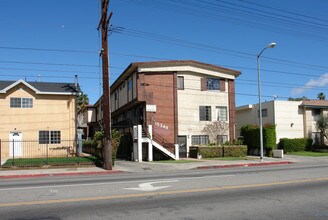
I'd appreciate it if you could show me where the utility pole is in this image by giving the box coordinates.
[98,0,112,170]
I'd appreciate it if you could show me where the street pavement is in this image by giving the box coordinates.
[0,155,327,179]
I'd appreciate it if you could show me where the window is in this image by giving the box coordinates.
[191,135,209,145]
[200,106,211,121]
[39,131,49,144]
[257,109,268,117]
[216,106,227,121]
[177,76,184,90]
[50,131,61,144]
[206,78,220,90]
[10,98,21,108]
[312,109,321,116]
[10,97,33,108]
[22,98,33,108]
[217,135,228,145]
[39,130,61,144]
[128,79,133,90]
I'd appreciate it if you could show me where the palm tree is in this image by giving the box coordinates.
[317,92,326,100]
[77,93,89,111]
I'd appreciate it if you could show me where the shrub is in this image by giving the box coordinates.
[198,146,223,158]
[240,124,276,156]
[82,129,122,166]
[223,146,247,157]
[189,145,247,158]
[278,138,312,153]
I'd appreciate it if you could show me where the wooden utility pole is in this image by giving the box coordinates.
[98,0,112,170]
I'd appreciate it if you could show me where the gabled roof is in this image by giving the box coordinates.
[301,100,328,108]
[0,79,80,95]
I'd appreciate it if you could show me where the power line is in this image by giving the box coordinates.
[123,0,328,42]
[0,46,98,54]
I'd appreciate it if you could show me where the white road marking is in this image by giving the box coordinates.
[0,174,234,191]
[124,180,179,192]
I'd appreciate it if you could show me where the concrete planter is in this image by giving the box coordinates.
[273,149,284,158]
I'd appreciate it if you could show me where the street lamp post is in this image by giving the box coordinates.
[257,42,276,162]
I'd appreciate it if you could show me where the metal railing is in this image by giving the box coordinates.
[152,131,175,154]
[0,139,97,168]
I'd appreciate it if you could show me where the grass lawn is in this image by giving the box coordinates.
[287,151,328,157]
[205,157,254,161]
[2,156,101,167]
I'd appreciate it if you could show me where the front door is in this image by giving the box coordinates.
[177,136,187,158]
[9,132,22,157]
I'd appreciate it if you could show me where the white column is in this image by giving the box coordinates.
[132,126,138,161]
[137,125,142,162]
[175,144,179,160]
[148,125,153,161]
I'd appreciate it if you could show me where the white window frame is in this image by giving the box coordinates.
[39,130,61,144]
[10,97,33,108]
[200,106,211,121]
[216,106,227,121]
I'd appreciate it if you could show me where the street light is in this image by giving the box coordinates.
[257,42,276,162]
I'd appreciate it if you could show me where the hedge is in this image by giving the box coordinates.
[240,124,276,156]
[278,138,312,153]
[189,145,247,158]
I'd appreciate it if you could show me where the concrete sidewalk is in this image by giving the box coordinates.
[1,155,327,179]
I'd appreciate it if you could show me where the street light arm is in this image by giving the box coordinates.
[257,42,276,58]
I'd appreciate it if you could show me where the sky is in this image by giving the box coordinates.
[1,0,328,107]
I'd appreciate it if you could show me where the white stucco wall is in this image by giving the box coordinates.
[236,100,304,144]
[274,101,303,142]
[177,72,230,151]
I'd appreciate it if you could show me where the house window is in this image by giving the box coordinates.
[177,76,184,90]
[128,79,133,90]
[312,109,321,116]
[39,131,49,144]
[22,98,33,108]
[10,97,33,108]
[200,106,211,121]
[191,135,209,145]
[257,109,268,117]
[216,106,227,121]
[39,130,61,144]
[217,135,228,145]
[206,78,220,90]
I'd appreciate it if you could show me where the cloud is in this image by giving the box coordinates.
[291,73,328,95]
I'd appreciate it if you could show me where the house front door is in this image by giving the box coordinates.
[9,132,22,157]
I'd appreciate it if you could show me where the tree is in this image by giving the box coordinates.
[317,92,326,100]
[77,93,89,111]
[316,114,328,145]
[202,121,229,144]
[288,96,308,101]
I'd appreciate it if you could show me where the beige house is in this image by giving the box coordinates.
[0,80,79,159]
[236,100,328,144]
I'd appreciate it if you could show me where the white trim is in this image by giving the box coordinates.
[0,80,40,94]
[0,80,77,95]
[138,66,236,79]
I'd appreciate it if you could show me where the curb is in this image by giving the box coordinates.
[195,161,293,170]
[0,170,125,179]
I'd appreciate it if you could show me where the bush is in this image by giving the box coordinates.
[240,124,276,156]
[278,138,312,153]
[82,129,122,166]
[223,146,247,157]
[199,146,223,158]
[189,145,247,158]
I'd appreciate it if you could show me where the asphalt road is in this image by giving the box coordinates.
[1,163,328,220]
